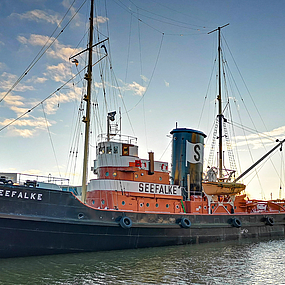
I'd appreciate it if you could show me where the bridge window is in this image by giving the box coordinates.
[114,146,118,154]
[99,146,105,154]
[122,144,129,156]
[106,146,112,154]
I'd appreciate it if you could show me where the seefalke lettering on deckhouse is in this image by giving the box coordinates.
[138,183,180,195]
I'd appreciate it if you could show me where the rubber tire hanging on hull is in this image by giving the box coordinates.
[180,217,191,228]
[232,218,242,228]
[119,216,132,229]
[265,216,274,226]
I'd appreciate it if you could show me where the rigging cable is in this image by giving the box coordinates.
[122,0,210,30]
[280,147,284,199]
[0,0,87,104]
[0,56,107,133]
[41,103,61,177]
[222,42,281,189]
[137,7,149,151]
[125,33,164,113]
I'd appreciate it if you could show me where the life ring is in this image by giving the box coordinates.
[265,216,274,226]
[180,217,191,228]
[232,218,242,228]
[119,216,132,229]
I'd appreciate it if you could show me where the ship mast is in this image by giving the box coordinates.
[208,23,229,180]
[81,0,94,203]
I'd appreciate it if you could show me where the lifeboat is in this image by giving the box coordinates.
[203,181,246,195]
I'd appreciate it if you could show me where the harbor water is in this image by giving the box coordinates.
[0,237,284,284]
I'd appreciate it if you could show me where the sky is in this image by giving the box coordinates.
[0,0,285,199]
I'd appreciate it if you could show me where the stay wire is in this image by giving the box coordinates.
[41,103,62,177]
[222,34,268,133]
[0,56,107,133]
[125,33,164,113]
[0,0,87,104]
[112,0,163,34]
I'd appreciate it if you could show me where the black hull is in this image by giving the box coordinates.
[0,185,284,258]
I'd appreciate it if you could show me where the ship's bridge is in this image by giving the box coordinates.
[93,134,139,172]
[92,133,168,175]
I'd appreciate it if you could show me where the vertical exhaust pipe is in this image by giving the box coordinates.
[148,152,154,175]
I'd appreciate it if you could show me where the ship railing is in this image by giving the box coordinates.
[203,166,237,182]
[0,172,69,186]
[97,133,137,145]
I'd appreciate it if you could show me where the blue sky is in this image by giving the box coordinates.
[0,0,285,199]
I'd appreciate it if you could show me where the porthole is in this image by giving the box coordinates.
[159,177,162,181]
[166,204,169,208]
[155,203,159,208]
[101,199,105,205]
[105,172,109,177]
[141,173,144,176]
[212,205,214,209]
[135,174,138,178]
[122,201,125,206]
[92,200,95,205]
[176,205,179,209]
[204,206,207,210]
[140,203,143,207]
[113,172,117,177]
[78,213,84,219]
[146,203,150,207]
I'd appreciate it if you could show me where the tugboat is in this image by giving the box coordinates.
[0,2,284,258]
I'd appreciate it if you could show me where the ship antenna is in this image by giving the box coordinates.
[208,23,229,180]
[81,0,94,203]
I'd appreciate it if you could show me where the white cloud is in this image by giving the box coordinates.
[0,72,34,93]
[11,10,61,25]
[95,16,109,24]
[164,80,169,87]
[7,127,36,138]
[43,86,82,114]
[140,75,148,83]
[0,116,54,138]
[126,81,146,96]
[46,63,72,83]
[17,34,81,63]
[233,126,285,150]
[26,76,48,84]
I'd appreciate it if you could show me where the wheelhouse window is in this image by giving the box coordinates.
[99,146,105,154]
[122,144,129,156]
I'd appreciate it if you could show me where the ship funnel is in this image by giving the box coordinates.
[170,128,206,197]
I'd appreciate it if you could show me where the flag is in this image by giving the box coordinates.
[72,59,79,66]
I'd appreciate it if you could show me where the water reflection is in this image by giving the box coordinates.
[0,238,284,284]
